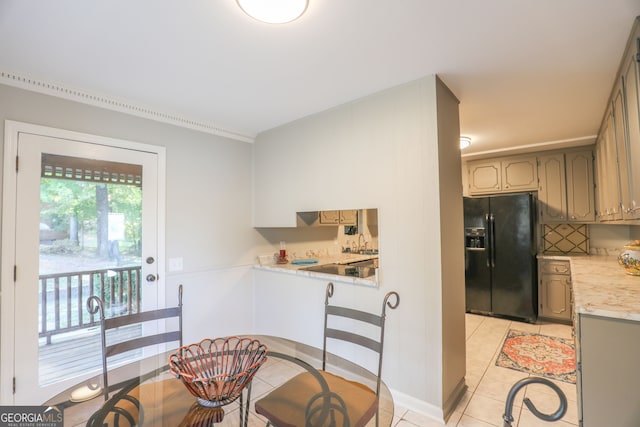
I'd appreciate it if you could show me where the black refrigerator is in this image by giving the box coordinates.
[463,192,537,322]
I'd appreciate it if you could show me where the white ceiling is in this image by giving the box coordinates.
[1,1,639,156]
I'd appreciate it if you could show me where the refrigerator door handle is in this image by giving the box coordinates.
[489,213,496,268]
[485,214,491,267]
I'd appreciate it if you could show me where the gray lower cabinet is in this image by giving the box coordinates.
[577,314,640,426]
[538,259,572,322]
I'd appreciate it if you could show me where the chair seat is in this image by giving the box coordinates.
[254,370,378,427]
[95,378,198,426]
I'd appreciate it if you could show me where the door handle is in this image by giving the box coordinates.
[489,214,496,268]
[485,214,491,268]
[146,274,159,282]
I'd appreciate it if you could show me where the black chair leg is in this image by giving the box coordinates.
[245,383,252,427]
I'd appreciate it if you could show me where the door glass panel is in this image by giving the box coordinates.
[38,154,143,387]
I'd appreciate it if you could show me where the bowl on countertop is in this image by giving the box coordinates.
[618,240,640,276]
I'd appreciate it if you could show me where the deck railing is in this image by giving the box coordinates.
[38,265,142,344]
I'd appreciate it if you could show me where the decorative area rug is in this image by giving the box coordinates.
[495,329,576,384]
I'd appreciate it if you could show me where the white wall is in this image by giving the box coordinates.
[253,75,465,420]
[0,77,467,419]
[0,84,257,388]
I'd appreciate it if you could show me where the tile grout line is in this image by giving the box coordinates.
[457,319,533,427]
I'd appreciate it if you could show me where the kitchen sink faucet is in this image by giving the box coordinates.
[358,233,366,253]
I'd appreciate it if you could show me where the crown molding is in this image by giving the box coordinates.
[0,69,255,143]
[460,135,597,160]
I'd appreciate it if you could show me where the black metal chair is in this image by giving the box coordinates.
[254,282,399,427]
[86,284,184,401]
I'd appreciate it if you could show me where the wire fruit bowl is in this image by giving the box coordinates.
[169,336,268,408]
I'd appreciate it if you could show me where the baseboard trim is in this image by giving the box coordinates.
[443,378,468,421]
[389,378,468,424]
[389,388,446,423]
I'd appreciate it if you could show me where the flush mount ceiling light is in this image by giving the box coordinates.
[460,136,472,149]
[237,0,309,24]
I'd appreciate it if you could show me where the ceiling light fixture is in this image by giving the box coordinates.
[237,0,309,24]
[460,136,472,150]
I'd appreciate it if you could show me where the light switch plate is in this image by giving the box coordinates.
[168,257,183,272]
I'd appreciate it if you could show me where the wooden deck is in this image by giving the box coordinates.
[38,324,143,386]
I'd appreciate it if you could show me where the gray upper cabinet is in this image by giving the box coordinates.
[595,106,623,221]
[538,154,567,222]
[538,154,567,223]
[612,83,632,218]
[339,209,358,225]
[594,16,640,222]
[566,150,595,222]
[319,209,357,225]
[538,149,594,223]
[467,151,597,224]
[621,31,640,219]
[319,210,340,224]
[468,155,537,195]
[501,156,538,192]
[467,159,501,194]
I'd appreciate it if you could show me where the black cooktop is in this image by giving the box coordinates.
[301,263,376,279]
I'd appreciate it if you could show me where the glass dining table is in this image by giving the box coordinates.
[45,335,395,426]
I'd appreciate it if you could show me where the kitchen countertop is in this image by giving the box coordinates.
[539,254,640,322]
[253,253,379,287]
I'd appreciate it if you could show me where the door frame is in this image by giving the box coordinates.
[0,120,167,404]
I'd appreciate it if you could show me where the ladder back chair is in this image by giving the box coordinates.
[86,284,184,401]
[255,282,400,427]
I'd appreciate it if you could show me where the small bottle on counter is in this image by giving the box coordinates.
[277,241,288,263]
[279,241,286,259]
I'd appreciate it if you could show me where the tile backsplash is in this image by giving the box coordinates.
[542,224,589,255]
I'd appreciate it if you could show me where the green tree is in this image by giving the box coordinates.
[40,179,96,240]
[40,179,142,256]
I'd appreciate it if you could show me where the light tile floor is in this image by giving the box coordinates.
[392,313,578,427]
[65,313,577,426]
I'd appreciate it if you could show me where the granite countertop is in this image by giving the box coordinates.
[253,253,379,287]
[564,255,640,321]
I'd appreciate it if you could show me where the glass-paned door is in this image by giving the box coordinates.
[12,131,161,404]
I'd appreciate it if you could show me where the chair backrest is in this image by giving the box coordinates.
[322,282,399,396]
[87,284,183,400]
